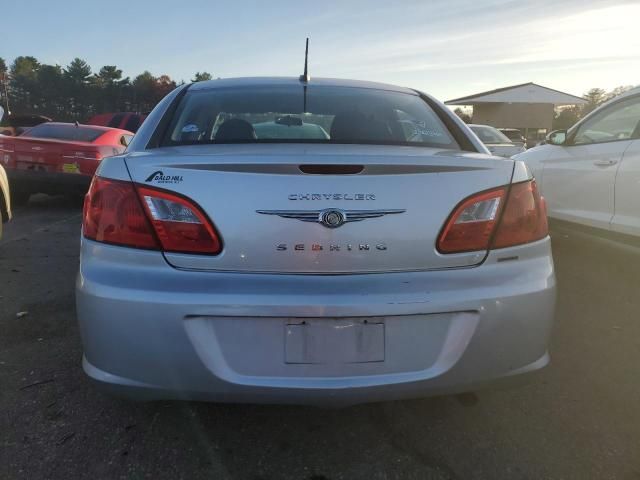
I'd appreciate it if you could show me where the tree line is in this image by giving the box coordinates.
[551,86,636,130]
[0,56,213,122]
[1,55,635,130]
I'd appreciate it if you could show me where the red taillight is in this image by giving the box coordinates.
[437,180,548,254]
[437,187,506,253]
[492,180,548,249]
[0,140,15,166]
[136,186,221,254]
[83,177,222,254]
[83,177,159,249]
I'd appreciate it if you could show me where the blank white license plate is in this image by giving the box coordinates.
[285,319,385,364]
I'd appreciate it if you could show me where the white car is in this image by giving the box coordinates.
[514,87,640,239]
[469,124,526,158]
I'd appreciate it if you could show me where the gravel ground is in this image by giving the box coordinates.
[0,195,639,480]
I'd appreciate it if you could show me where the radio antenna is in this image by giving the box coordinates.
[299,38,310,83]
[300,38,310,113]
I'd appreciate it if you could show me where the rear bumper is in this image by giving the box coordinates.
[7,168,91,194]
[76,237,556,406]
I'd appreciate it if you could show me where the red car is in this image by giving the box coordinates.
[87,112,147,133]
[0,122,133,205]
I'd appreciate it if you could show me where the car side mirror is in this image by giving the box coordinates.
[547,130,567,146]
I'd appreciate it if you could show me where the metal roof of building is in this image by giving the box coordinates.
[445,82,587,106]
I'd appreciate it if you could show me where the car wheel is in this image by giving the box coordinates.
[12,190,31,207]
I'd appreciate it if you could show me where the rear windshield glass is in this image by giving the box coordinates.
[22,124,104,142]
[161,85,459,149]
[500,130,523,141]
[470,125,512,144]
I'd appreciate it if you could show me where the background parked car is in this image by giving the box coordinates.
[0,114,52,136]
[88,112,147,133]
[469,124,526,157]
[0,122,133,205]
[498,128,527,148]
[514,86,640,238]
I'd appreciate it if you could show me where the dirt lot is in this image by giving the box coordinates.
[1,195,639,480]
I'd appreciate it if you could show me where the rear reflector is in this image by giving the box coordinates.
[83,177,221,254]
[437,180,548,254]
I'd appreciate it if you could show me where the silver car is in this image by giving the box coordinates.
[470,124,527,158]
[76,77,555,406]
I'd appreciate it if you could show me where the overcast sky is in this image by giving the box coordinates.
[2,0,639,101]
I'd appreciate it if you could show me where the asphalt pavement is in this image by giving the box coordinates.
[1,195,639,480]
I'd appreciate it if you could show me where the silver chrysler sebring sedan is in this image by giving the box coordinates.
[76,77,555,406]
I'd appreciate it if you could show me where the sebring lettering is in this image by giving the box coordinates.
[277,243,388,252]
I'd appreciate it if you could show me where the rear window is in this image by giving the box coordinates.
[124,114,143,133]
[22,124,104,142]
[161,85,459,149]
[108,113,126,128]
[470,125,512,144]
[500,129,523,141]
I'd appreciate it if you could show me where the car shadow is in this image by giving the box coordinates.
[19,193,85,211]
[92,395,467,480]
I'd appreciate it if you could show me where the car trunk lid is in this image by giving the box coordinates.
[9,137,103,176]
[124,144,514,273]
[485,143,524,158]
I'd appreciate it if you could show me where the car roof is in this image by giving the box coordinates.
[189,77,417,95]
[567,86,640,131]
[588,86,640,112]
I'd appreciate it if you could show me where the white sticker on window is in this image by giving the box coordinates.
[182,124,200,133]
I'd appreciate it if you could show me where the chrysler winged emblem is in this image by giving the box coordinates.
[256,208,405,229]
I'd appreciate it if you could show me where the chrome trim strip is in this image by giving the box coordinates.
[256,208,406,228]
[62,155,98,161]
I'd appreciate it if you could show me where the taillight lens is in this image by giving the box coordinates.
[83,177,222,254]
[137,186,221,254]
[437,180,548,254]
[437,187,506,253]
[83,177,159,249]
[0,140,14,166]
[492,180,548,249]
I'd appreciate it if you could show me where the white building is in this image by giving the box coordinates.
[445,82,587,145]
